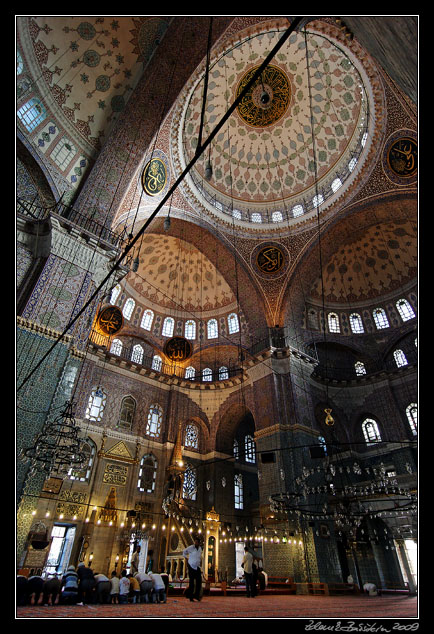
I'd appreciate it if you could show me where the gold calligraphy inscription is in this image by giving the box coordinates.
[97,305,123,336]
[236,65,291,128]
[142,158,167,196]
[387,138,417,177]
[256,246,285,274]
[103,462,128,486]
[163,336,193,362]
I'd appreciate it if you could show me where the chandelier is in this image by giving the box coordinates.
[21,400,86,479]
[269,447,417,542]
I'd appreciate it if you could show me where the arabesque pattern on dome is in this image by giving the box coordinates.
[174,20,372,225]
[18,16,170,152]
[309,220,417,303]
[126,234,237,313]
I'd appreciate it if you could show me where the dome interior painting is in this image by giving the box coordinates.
[16,15,418,613]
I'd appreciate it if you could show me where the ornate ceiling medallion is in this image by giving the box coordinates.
[142,157,167,196]
[163,336,193,362]
[96,305,124,336]
[387,137,417,178]
[252,242,289,280]
[383,130,417,186]
[236,64,291,128]
[257,245,285,274]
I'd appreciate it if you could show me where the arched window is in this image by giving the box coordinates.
[251,212,262,223]
[228,313,239,334]
[348,157,357,172]
[245,435,256,463]
[118,396,136,430]
[131,344,144,365]
[51,138,76,170]
[234,474,243,509]
[141,309,154,331]
[207,318,218,339]
[185,319,196,340]
[85,387,106,422]
[123,298,135,320]
[110,284,121,305]
[184,423,199,449]
[292,204,304,217]
[202,368,212,382]
[218,366,229,380]
[151,355,162,371]
[373,307,389,329]
[68,438,96,482]
[331,177,342,193]
[185,366,196,380]
[396,299,416,322]
[394,349,408,368]
[313,193,324,208]
[272,211,283,222]
[355,361,366,376]
[17,98,47,132]
[146,404,163,437]
[362,418,382,445]
[406,403,417,436]
[233,439,239,460]
[138,454,157,493]
[110,338,123,356]
[162,316,174,337]
[350,313,364,334]
[183,464,197,500]
[17,49,23,75]
[318,435,327,456]
[232,209,242,220]
[328,312,340,333]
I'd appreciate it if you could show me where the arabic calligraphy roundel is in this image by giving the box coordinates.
[252,242,289,279]
[163,336,193,362]
[382,130,417,186]
[97,305,124,336]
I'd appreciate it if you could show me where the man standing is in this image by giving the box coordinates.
[242,547,256,597]
[183,537,203,602]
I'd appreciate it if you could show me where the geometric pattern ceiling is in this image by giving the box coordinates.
[19,16,170,152]
[309,220,417,304]
[126,233,237,314]
[177,22,370,219]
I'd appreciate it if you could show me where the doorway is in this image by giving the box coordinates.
[44,524,76,576]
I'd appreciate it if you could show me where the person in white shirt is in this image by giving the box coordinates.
[135,571,153,603]
[149,571,166,603]
[119,570,130,604]
[110,572,120,604]
[241,547,256,597]
[94,573,111,604]
[182,537,203,602]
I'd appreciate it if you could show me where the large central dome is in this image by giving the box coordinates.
[173,19,374,228]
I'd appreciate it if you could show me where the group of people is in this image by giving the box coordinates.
[17,564,169,606]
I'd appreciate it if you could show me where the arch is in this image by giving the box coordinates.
[280,195,417,335]
[17,135,58,206]
[215,403,255,455]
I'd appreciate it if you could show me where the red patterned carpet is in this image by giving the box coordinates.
[16,594,418,620]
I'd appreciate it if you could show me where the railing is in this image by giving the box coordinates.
[88,330,243,383]
[17,197,125,249]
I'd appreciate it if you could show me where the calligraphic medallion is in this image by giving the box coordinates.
[97,305,123,336]
[257,245,285,274]
[387,137,417,178]
[142,157,167,196]
[252,242,289,280]
[236,65,291,128]
[163,336,193,362]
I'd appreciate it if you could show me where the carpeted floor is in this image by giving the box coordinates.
[16,594,418,620]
